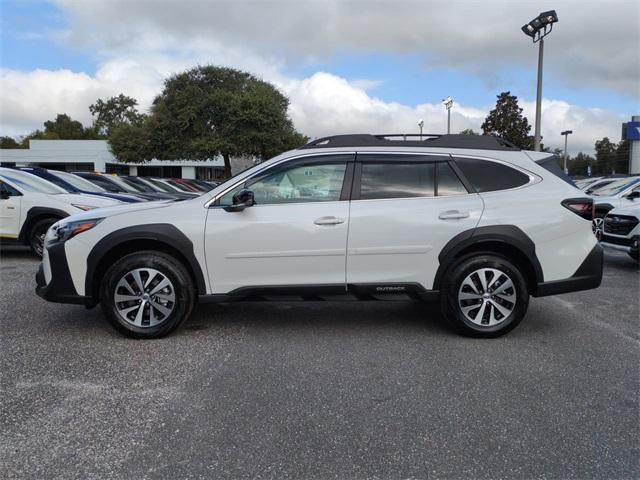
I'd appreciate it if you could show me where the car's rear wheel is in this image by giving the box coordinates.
[100,251,195,338]
[440,254,529,337]
[29,218,56,257]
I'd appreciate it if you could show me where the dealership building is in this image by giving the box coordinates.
[0,140,227,180]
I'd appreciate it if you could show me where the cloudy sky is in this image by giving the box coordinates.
[1,0,639,154]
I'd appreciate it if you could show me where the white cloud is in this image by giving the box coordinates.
[0,65,623,154]
[53,0,640,97]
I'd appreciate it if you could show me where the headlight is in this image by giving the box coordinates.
[71,204,99,211]
[55,218,103,242]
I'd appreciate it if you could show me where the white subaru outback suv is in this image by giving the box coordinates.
[36,134,603,338]
[600,204,640,262]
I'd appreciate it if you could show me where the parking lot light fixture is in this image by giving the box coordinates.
[442,97,453,134]
[417,119,424,140]
[522,10,559,152]
[561,130,573,174]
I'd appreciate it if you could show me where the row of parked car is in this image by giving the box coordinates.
[575,174,640,261]
[0,166,218,256]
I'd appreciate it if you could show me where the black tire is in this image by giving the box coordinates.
[29,218,57,257]
[629,251,639,262]
[100,250,195,339]
[440,253,529,338]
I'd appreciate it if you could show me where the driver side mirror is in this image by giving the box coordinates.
[626,190,640,200]
[0,190,10,200]
[224,189,255,212]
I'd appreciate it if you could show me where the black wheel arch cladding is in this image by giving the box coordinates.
[433,225,544,290]
[18,207,68,243]
[85,224,207,301]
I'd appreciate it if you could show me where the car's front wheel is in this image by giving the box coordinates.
[592,214,605,238]
[440,254,529,338]
[100,251,195,338]
[29,218,57,257]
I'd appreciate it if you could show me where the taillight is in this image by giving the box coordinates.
[561,198,594,221]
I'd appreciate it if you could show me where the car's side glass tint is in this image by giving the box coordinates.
[437,163,468,196]
[218,157,350,206]
[454,157,530,192]
[0,181,21,196]
[360,162,435,200]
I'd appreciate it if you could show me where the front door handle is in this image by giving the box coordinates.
[438,210,469,220]
[314,216,345,226]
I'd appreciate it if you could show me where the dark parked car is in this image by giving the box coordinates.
[119,176,198,199]
[14,167,144,203]
[74,172,190,201]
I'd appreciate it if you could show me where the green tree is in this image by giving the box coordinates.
[458,128,478,135]
[90,94,145,136]
[614,139,630,174]
[594,137,617,175]
[19,129,60,147]
[0,136,21,149]
[108,123,151,163]
[481,92,533,149]
[110,66,307,177]
[43,114,86,139]
[568,152,595,176]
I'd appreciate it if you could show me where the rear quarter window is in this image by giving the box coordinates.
[454,157,530,193]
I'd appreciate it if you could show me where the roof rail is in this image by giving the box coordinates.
[300,134,520,151]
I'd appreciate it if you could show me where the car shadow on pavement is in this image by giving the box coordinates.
[0,245,38,260]
[189,300,455,338]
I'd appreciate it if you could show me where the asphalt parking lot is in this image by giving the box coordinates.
[1,246,638,479]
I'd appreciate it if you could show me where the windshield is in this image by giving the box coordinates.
[166,179,195,192]
[0,170,67,194]
[146,178,179,193]
[50,170,106,192]
[107,176,146,193]
[591,178,640,196]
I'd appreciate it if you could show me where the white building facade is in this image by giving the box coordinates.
[0,140,226,180]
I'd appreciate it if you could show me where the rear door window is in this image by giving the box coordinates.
[454,157,530,192]
[360,162,435,199]
[437,163,468,196]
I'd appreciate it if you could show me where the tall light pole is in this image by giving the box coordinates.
[442,97,453,134]
[561,129,572,174]
[417,119,424,140]
[522,10,558,151]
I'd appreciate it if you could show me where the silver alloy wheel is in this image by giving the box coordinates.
[114,267,176,328]
[592,217,604,237]
[458,268,516,327]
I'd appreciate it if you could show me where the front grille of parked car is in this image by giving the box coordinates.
[601,234,633,247]
[603,215,639,236]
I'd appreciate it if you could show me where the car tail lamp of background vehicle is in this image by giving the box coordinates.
[562,198,595,221]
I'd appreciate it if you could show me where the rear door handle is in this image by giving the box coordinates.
[314,216,345,226]
[438,210,469,220]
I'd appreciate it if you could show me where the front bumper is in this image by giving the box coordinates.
[600,234,639,255]
[35,241,94,306]
[534,243,603,297]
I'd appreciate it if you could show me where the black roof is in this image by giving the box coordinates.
[300,134,520,151]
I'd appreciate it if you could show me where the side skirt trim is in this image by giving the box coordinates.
[198,283,440,303]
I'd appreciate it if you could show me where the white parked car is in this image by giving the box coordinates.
[36,134,603,338]
[600,204,640,261]
[590,176,640,236]
[0,168,122,256]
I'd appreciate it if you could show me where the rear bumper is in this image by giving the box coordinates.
[35,242,94,306]
[534,243,603,297]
